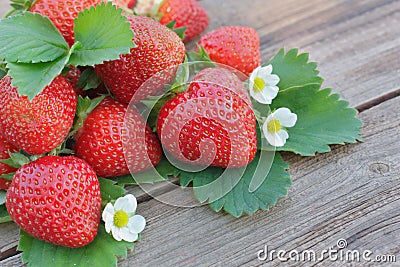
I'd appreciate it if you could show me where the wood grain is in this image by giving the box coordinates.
[0,0,399,266]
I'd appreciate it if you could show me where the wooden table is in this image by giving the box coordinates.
[1,0,399,266]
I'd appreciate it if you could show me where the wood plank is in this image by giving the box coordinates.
[3,96,399,266]
[198,0,400,107]
[0,0,399,266]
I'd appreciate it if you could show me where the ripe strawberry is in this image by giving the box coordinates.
[95,16,186,104]
[158,0,209,42]
[30,0,103,46]
[114,0,137,9]
[157,68,257,168]
[198,26,261,76]
[74,97,162,177]
[0,135,18,190]
[0,75,77,155]
[65,66,85,97]
[6,156,101,248]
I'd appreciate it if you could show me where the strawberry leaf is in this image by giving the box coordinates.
[267,48,323,90]
[69,2,135,66]
[0,152,30,169]
[0,12,69,63]
[0,68,6,79]
[269,84,363,156]
[0,204,12,223]
[18,225,135,267]
[179,152,291,217]
[0,173,16,181]
[165,20,187,40]
[7,54,70,100]
[77,68,102,91]
[115,157,177,186]
[99,177,126,205]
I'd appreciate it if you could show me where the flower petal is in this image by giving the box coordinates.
[252,91,272,104]
[105,220,113,233]
[111,227,123,241]
[264,74,280,86]
[253,85,279,104]
[114,194,137,213]
[259,64,272,75]
[128,215,146,234]
[274,130,289,147]
[102,203,115,222]
[250,66,261,82]
[273,108,297,127]
[120,227,139,242]
[263,119,288,147]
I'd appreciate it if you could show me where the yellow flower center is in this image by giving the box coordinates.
[114,210,129,228]
[267,119,281,133]
[253,77,265,93]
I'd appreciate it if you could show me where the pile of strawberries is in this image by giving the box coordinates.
[0,0,262,248]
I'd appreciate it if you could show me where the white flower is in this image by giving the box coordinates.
[102,194,146,242]
[249,65,280,104]
[263,108,297,147]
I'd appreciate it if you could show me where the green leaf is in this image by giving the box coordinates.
[115,157,177,186]
[179,152,291,217]
[7,55,70,100]
[187,45,213,63]
[0,12,69,63]
[99,177,126,205]
[0,172,15,181]
[77,68,102,91]
[69,2,135,66]
[19,225,135,267]
[165,20,187,40]
[69,95,105,138]
[269,84,362,156]
[0,151,29,168]
[0,204,12,223]
[267,48,323,90]
[0,68,6,79]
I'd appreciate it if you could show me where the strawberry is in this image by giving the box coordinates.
[157,0,209,42]
[114,0,137,9]
[74,97,162,177]
[65,66,85,97]
[95,16,186,104]
[157,68,257,168]
[0,135,18,190]
[198,26,261,76]
[6,156,102,248]
[30,0,103,46]
[0,75,77,155]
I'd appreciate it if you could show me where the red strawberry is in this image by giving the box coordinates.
[158,0,209,42]
[65,66,85,97]
[95,16,186,104]
[0,135,18,190]
[114,0,137,9]
[74,97,162,177]
[198,26,261,76]
[6,156,101,248]
[30,0,103,46]
[157,68,257,168]
[0,75,77,155]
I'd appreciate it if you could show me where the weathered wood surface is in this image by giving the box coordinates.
[0,0,399,266]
